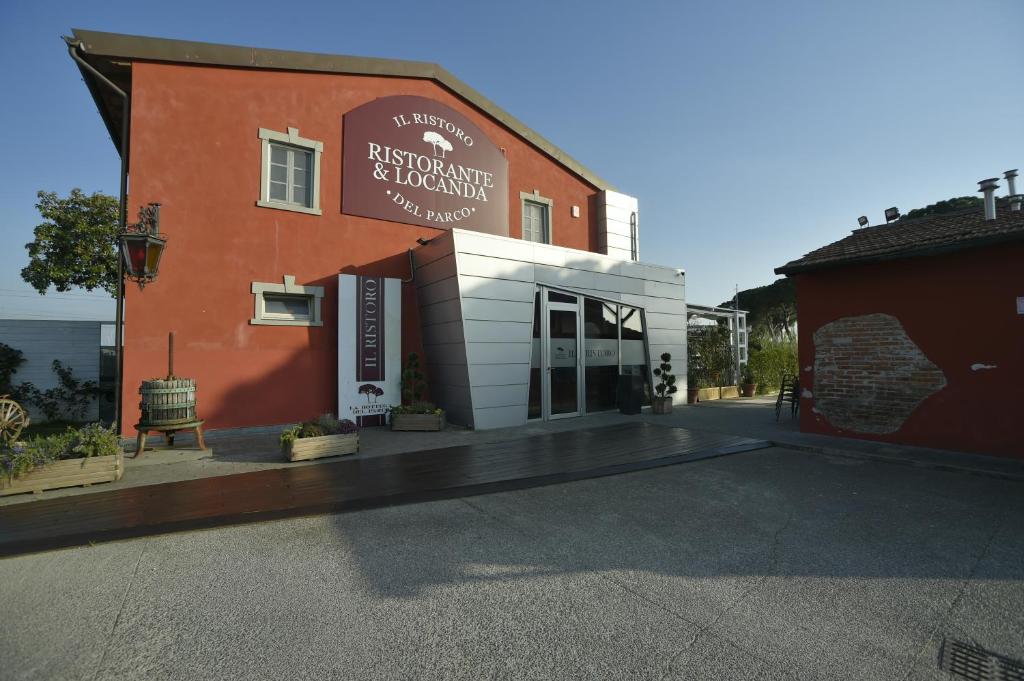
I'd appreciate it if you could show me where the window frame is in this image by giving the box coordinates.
[257,127,323,216]
[251,275,325,327]
[520,190,553,244]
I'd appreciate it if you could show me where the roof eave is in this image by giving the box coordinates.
[66,36,126,155]
[775,230,1024,276]
[69,28,615,191]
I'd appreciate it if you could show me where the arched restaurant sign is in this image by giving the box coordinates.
[342,95,509,236]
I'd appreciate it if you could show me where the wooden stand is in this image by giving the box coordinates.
[134,420,207,457]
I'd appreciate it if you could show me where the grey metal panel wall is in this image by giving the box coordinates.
[450,230,686,430]
[0,320,102,422]
[413,233,475,427]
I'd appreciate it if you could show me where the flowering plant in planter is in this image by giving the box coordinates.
[280,414,359,462]
[1,423,124,495]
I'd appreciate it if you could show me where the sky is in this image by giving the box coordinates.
[0,0,1021,321]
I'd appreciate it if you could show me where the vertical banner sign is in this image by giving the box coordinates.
[339,274,401,427]
[356,276,385,382]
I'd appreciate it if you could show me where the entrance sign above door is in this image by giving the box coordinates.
[342,95,509,236]
[338,274,402,426]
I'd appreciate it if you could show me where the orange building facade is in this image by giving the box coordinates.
[70,30,688,434]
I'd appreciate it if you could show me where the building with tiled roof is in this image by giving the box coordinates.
[775,173,1023,458]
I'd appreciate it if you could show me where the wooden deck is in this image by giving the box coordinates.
[0,423,769,557]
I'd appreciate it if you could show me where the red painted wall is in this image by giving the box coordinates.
[122,62,600,433]
[794,242,1024,458]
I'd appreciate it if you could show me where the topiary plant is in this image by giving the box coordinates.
[652,352,678,399]
[400,353,427,405]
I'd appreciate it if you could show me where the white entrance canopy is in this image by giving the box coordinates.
[686,303,749,382]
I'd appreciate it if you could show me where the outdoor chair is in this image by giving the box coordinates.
[775,376,800,421]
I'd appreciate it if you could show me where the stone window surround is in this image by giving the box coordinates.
[520,189,553,244]
[251,275,324,327]
[257,127,324,216]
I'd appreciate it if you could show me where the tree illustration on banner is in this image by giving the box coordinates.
[358,384,384,403]
[423,131,453,158]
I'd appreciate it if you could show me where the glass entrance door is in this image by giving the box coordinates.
[544,291,581,419]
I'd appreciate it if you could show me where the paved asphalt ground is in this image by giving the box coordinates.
[3,444,1022,680]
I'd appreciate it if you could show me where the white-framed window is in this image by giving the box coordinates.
[251,275,325,327]
[520,190,553,244]
[257,127,323,215]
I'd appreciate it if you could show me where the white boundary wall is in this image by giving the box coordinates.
[0,320,102,422]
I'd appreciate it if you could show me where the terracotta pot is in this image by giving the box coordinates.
[652,396,673,414]
[741,383,758,397]
[687,388,699,404]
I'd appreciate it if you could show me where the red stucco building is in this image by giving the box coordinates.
[68,30,689,435]
[776,182,1024,459]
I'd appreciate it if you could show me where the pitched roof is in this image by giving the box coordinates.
[65,29,613,191]
[775,199,1024,275]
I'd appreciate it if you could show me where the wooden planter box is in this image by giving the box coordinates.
[391,412,446,431]
[283,433,359,462]
[696,387,720,401]
[720,385,740,399]
[0,452,124,497]
[651,397,673,414]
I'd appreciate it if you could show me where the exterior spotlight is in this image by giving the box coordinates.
[120,203,167,288]
[884,207,900,223]
[857,216,869,227]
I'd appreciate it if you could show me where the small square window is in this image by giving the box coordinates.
[262,293,313,321]
[258,127,323,216]
[251,276,324,327]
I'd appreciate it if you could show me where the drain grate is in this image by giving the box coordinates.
[940,639,1024,681]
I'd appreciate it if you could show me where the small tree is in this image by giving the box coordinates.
[652,353,678,399]
[21,189,120,296]
[400,353,427,405]
[0,343,26,395]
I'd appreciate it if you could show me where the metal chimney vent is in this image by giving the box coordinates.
[1004,169,1021,212]
[978,178,999,220]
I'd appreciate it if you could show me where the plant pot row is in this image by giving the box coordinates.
[685,384,758,404]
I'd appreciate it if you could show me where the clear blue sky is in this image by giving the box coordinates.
[1,0,1021,320]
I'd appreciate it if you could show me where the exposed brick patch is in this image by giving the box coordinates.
[812,313,946,434]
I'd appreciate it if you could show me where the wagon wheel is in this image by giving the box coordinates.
[0,395,30,446]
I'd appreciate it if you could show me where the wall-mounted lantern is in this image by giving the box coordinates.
[121,203,167,288]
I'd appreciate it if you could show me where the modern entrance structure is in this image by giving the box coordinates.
[65,29,687,432]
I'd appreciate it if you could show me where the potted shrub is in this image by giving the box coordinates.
[651,353,678,414]
[391,353,445,431]
[281,413,359,462]
[1,423,124,496]
[740,364,758,397]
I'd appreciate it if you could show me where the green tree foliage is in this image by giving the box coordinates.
[746,334,798,394]
[21,189,120,296]
[721,278,796,340]
[0,343,26,394]
[688,325,734,388]
[899,196,981,222]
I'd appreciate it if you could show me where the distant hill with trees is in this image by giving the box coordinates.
[715,195,984,340]
[898,196,981,222]
[719,278,796,340]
